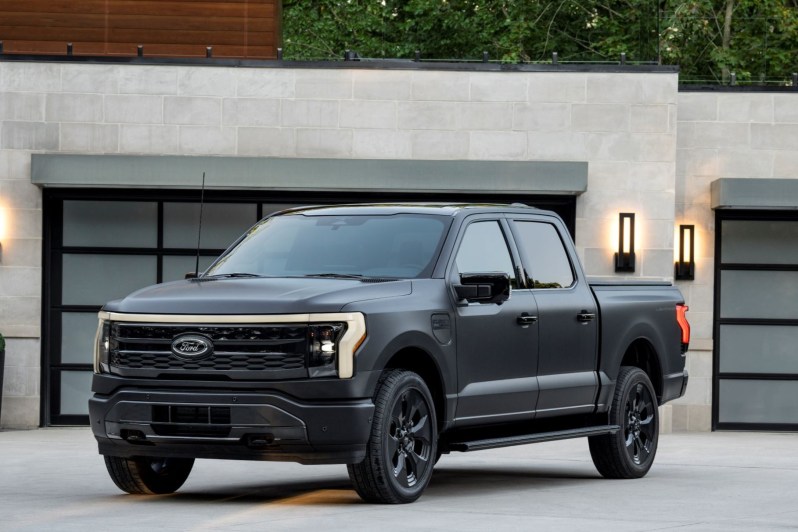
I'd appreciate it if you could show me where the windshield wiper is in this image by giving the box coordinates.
[202,272,262,279]
[304,273,364,279]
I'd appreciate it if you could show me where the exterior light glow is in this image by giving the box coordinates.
[675,224,695,280]
[0,204,7,262]
[615,212,635,272]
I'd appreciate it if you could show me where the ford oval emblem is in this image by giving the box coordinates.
[170,334,214,361]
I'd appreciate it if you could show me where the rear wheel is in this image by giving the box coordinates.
[589,366,659,479]
[104,455,194,494]
[348,369,437,503]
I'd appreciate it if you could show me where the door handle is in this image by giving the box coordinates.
[517,313,538,325]
[577,311,596,322]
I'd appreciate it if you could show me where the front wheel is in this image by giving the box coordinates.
[589,366,659,479]
[347,369,437,504]
[104,455,194,494]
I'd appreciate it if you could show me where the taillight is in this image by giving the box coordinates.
[676,304,690,353]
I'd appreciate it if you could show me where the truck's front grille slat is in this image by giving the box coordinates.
[109,323,309,378]
[118,324,306,341]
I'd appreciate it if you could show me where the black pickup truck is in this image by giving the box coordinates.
[90,203,690,503]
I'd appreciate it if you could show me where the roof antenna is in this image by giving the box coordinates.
[195,171,206,277]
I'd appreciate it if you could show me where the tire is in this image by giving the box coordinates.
[589,366,659,479]
[104,455,194,495]
[347,369,437,504]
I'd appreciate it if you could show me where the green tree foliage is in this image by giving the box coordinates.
[662,0,798,82]
[282,0,798,84]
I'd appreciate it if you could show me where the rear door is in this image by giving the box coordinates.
[450,216,540,425]
[509,216,599,417]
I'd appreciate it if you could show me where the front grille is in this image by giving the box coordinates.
[114,351,305,371]
[109,323,309,379]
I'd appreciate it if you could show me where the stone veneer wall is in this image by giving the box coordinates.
[0,61,678,428]
[671,90,798,431]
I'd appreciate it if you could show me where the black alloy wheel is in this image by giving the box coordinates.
[104,455,195,495]
[386,387,434,488]
[588,366,659,479]
[348,369,437,503]
[625,381,657,465]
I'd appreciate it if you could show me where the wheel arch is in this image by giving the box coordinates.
[384,346,447,431]
[620,338,664,403]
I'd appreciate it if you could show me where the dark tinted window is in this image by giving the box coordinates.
[455,221,517,286]
[206,213,449,279]
[514,221,574,288]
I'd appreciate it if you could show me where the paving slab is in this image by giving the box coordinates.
[1,428,797,531]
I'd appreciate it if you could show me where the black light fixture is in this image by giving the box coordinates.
[675,224,695,280]
[615,212,635,272]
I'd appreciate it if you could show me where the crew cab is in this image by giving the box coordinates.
[90,203,690,503]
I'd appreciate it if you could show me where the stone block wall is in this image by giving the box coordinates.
[0,145,42,427]
[0,61,679,428]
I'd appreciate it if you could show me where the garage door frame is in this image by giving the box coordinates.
[42,187,577,426]
[713,208,798,431]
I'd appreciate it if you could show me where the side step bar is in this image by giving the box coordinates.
[446,425,621,452]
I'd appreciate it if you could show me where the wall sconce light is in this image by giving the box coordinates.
[615,212,635,272]
[675,224,695,280]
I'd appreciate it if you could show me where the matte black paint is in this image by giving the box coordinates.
[90,204,688,464]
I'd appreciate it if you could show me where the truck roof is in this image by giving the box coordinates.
[274,202,546,217]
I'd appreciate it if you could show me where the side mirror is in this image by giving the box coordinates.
[185,272,198,279]
[454,272,511,304]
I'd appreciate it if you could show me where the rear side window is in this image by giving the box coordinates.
[513,221,574,289]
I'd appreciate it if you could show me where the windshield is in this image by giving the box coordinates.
[205,213,451,279]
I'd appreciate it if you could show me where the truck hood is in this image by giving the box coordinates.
[104,277,412,315]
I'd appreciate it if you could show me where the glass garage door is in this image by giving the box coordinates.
[44,193,264,425]
[715,215,798,430]
[43,189,576,425]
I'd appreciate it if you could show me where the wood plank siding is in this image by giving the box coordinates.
[0,0,280,59]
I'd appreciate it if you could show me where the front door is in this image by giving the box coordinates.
[452,218,540,425]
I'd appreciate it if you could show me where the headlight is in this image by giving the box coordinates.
[93,313,111,374]
[308,323,345,378]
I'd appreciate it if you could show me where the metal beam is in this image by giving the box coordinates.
[32,155,588,196]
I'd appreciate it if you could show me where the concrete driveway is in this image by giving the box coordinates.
[1,428,797,531]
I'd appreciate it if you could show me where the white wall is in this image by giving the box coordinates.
[0,61,680,428]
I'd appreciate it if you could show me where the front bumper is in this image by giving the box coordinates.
[89,387,374,465]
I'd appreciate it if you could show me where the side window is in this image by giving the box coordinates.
[455,221,517,287]
[514,221,575,289]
